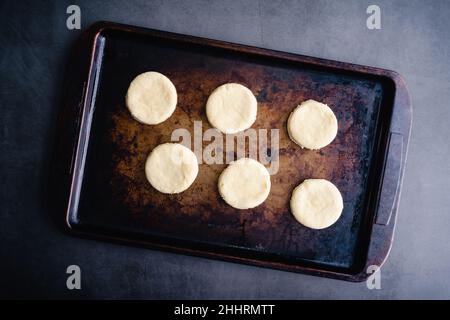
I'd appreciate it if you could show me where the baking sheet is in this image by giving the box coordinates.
[57,22,412,281]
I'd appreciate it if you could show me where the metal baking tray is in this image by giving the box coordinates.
[53,21,412,281]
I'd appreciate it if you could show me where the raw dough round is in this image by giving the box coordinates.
[218,158,271,209]
[145,143,198,194]
[287,99,338,150]
[206,83,257,134]
[126,71,177,125]
[290,179,343,229]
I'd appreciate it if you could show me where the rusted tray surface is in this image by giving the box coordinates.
[54,21,412,281]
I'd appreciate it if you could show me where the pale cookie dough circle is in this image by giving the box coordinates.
[206,83,257,134]
[287,99,338,150]
[126,71,177,125]
[218,158,271,209]
[145,143,198,194]
[290,179,343,229]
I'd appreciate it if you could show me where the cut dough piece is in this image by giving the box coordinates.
[206,83,257,134]
[287,99,338,150]
[145,143,198,194]
[126,71,177,125]
[290,179,343,229]
[218,158,271,209]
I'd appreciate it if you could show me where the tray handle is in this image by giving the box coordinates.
[350,132,405,281]
[49,25,97,229]
[375,132,404,225]
[350,71,412,282]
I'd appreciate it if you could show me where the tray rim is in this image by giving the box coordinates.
[57,21,412,282]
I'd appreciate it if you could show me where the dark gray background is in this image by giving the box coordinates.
[1,0,449,299]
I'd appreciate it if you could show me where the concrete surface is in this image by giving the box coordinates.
[1,0,450,299]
